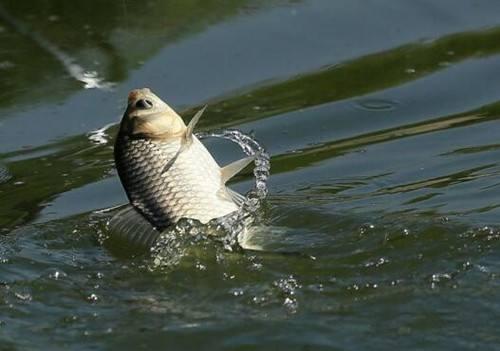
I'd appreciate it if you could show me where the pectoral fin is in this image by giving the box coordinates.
[220,155,256,184]
[225,187,246,207]
[216,187,246,207]
[182,105,207,146]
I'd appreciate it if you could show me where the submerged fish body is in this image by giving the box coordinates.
[114,88,252,231]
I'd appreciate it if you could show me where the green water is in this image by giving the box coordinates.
[2,0,500,349]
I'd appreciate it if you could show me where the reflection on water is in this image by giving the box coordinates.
[2,0,500,349]
[0,0,269,108]
[0,4,114,90]
[194,26,500,128]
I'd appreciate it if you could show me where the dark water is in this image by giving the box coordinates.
[2,0,500,349]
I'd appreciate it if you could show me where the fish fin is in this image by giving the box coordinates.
[163,109,201,171]
[220,155,255,184]
[183,105,207,146]
[216,187,246,207]
[106,204,161,256]
[162,148,181,174]
[226,187,247,207]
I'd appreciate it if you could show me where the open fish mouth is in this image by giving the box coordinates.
[101,128,270,257]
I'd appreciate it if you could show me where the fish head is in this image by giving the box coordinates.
[120,88,186,139]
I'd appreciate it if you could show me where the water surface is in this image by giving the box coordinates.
[1,0,500,349]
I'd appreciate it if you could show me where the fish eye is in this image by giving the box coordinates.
[135,99,153,109]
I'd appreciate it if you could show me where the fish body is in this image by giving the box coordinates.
[114,88,252,231]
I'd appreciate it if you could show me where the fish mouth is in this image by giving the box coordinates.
[121,88,187,139]
[135,99,153,109]
[127,88,159,114]
[128,88,152,105]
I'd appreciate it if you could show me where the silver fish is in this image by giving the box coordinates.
[114,88,254,231]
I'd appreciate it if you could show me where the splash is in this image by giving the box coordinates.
[87,122,116,144]
[101,129,270,264]
[198,129,270,238]
[150,129,270,266]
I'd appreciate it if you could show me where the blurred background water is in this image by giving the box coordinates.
[1,0,500,349]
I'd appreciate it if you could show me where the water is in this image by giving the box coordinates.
[1,0,500,349]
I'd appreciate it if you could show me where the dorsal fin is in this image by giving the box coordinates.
[221,155,256,184]
[183,105,207,146]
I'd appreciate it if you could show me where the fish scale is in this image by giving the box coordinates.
[115,133,239,231]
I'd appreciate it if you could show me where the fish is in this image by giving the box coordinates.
[114,88,255,232]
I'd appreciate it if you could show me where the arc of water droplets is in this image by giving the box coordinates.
[199,129,270,248]
[197,129,270,200]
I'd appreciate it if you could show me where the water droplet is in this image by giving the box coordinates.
[223,273,235,280]
[461,261,473,271]
[440,216,450,223]
[49,270,67,280]
[252,296,266,305]
[430,273,453,288]
[87,293,99,303]
[14,292,32,301]
[283,297,298,313]
[88,122,114,144]
[364,257,389,268]
[230,288,244,296]
[195,262,206,271]
[249,262,262,271]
